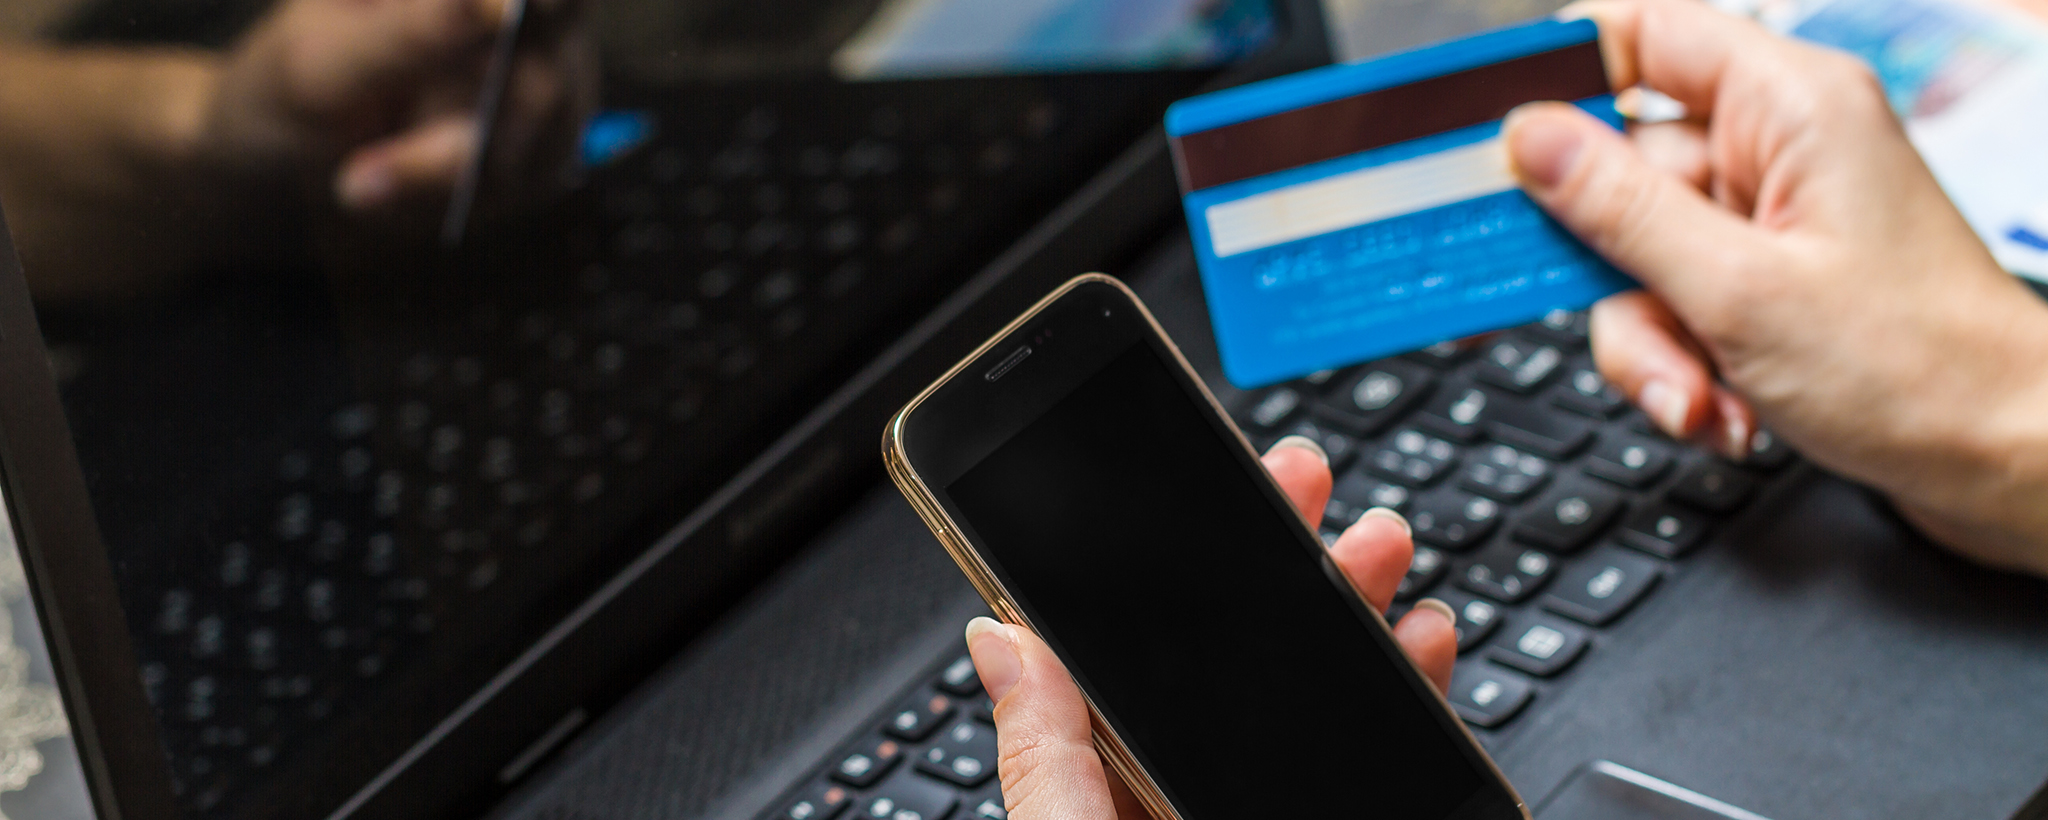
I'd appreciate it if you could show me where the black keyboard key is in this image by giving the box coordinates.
[774,782,854,820]
[1547,363,1628,419]
[1417,383,1493,442]
[1459,444,1552,503]
[1514,481,1625,553]
[1474,337,1566,393]
[1742,428,1795,472]
[1583,434,1676,489]
[1458,543,1557,603]
[1529,309,1591,348]
[1330,469,1411,517]
[1488,617,1590,677]
[1617,503,1711,559]
[1316,361,1435,436]
[1483,393,1594,458]
[1668,460,1757,513]
[831,735,905,787]
[883,692,956,741]
[1433,591,1504,653]
[1241,386,1302,431]
[1282,418,1358,472]
[1365,428,1460,487]
[935,655,981,696]
[958,793,1007,820]
[1403,339,1477,369]
[1543,547,1662,626]
[1407,490,1502,551]
[860,768,958,820]
[1448,663,1534,728]
[915,719,998,787]
[1396,546,1449,602]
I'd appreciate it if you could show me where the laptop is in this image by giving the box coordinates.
[0,0,1333,818]
[7,3,2048,820]
[485,7,2048,820]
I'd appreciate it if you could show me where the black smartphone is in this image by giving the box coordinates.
[883,274,1526,820]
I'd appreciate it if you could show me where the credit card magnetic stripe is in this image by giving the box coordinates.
[1165,18,1608,191]
[1169,37,1606,192]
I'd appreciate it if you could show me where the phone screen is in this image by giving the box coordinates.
[934,317,1506,818]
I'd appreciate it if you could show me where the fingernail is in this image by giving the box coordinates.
[337,163,396,210]
[1638,380,1690,439]
[964,617,1022,702]
[1359,506,1411,537]
[1503,103,1587,189]
[1269,434,1329,467]
[1413,597,1456,624]
[1721,413,1753,462]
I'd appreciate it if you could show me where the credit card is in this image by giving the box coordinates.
[1166,18,1634,388]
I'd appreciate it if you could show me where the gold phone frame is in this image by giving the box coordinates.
[882,273,1529,820]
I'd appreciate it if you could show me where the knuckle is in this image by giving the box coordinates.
[1567,150,1662,259]
[996,731,1094,807]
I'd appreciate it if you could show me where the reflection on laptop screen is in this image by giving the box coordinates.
[0,0,1276,818]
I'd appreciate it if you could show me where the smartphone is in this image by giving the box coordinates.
[883,274,1527,820]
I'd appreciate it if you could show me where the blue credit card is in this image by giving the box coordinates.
[1166,18,1634,388]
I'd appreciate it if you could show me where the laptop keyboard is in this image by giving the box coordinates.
[760,309,1798,820]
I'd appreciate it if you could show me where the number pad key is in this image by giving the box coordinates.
[1584,434,1675,489]
[1742,428,1795,471]
[1330,470,1411,517]
[1417,382,1493,442]
[1459,444,1551,502]
[1280,418,1358,472]
[915,720,998,787]
[1432,590,1504,653]
[1546,363,1627,419]
[1513,481,1625,553]
[1241,386,1301,431]
[1474,337,1565,393]
[1448,663,1535,728]
[1396,546,1449,602]
[1669,460,1757,513]
[1365,428,1459,487]
[1407,490,1501,551]
[1457,543,1557,603]
[1616,502,1711,559]
[1542,547,1662,626]
[1316,361,1434,436]
[1488,617,1590,677]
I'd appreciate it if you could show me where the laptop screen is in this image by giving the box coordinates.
[0,0,1278,817]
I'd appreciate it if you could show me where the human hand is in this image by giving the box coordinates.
[1503,0,2048,574]
[201,0,596,222]
[959,436,1458,819]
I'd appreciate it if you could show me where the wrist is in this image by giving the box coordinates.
[1928,292,2048,574]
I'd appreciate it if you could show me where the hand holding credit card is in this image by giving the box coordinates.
[1167,19,1633,387]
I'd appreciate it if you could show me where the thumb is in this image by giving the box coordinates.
[966,618,1120,820]
[1504,101,1757,318]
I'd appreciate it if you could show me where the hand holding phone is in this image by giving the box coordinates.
[956,441,1460,819]
[886,275,1526,819]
